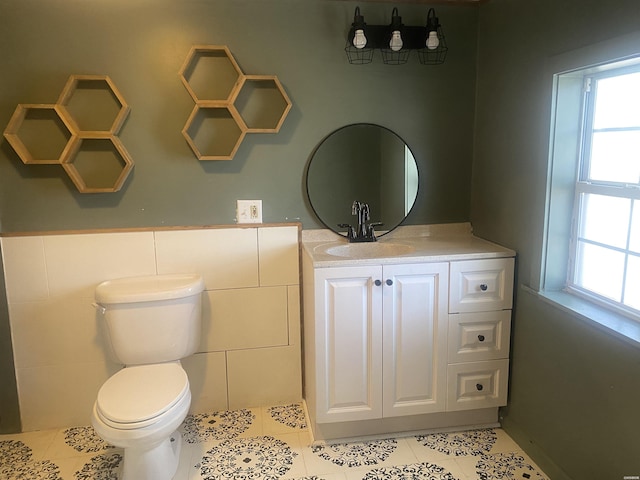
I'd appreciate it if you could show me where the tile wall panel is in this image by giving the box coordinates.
[203,286,289,352]
[154,229,259,290]
[227,345,302,409]
[287,285,301,346]
[9,297,106,369]
[43,232,157,299]
[182,351,228,414]
[2,225,301,431]
[1,237,49,303]
[18,362,117,431]
[258,226,299,286]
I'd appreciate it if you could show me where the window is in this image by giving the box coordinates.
[568,67,640,320]
[542,35,640,343]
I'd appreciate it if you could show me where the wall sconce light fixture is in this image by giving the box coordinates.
[345,7,448,65]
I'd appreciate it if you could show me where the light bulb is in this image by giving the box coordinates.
[426,31,440,50]
[389,31,403,52]
[353,29,367,49]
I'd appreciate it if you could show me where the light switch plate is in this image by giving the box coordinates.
[237,200,263,223]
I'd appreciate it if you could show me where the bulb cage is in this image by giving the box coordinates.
[345,7,448,65]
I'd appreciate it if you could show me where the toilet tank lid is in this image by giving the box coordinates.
[95,274,205,304]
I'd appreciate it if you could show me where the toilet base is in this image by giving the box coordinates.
[122,430,182,480]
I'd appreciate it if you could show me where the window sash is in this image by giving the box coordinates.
[568,66,640,322]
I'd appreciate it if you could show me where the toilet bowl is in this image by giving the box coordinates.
[92,274,205,480]
[91,363,191,480]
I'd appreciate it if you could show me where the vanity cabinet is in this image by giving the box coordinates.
[302,228,516,441]
[309,263,449,424]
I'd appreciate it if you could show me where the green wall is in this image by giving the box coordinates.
[0,0,478,232]
[472,0,640,478]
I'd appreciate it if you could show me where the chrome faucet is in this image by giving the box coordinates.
[338,201,382,242]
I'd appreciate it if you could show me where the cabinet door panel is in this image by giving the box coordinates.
[382,263,448,417]
[315,266,383,423]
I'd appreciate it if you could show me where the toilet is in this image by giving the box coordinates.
[91,273,205,480]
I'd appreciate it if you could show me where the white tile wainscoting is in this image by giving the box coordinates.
[0,224,301,432]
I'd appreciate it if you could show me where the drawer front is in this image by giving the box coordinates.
[448,310,511,363]
[446,359,509,411]
[449,258,514,313]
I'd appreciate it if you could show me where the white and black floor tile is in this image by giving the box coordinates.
[0,403,548,480]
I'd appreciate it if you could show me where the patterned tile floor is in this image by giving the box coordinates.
[0,403,549,480]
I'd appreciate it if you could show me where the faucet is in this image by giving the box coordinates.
[338,201,382,242]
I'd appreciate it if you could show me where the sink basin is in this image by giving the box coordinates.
[322,242,415,258]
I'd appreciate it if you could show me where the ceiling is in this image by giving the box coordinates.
[334,0,485,4]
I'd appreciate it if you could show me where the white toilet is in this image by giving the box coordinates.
[91,273,205,480]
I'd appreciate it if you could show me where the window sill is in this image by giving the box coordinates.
[523,285,640,348]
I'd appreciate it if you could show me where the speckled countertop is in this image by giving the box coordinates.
[302,223,515,267]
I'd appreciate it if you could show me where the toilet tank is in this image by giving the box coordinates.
[95,274,205,366]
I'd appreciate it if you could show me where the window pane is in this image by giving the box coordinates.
[631,201,640,254]
[593,72,640,129]
[574,241,624,302]
[624,254,640,311]
[589,130,640,184]
[579,193,630,249]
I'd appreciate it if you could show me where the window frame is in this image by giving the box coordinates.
[540,32,640,347]
[566,65,640,322]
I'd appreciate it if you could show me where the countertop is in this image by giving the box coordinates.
[302,223,516,267]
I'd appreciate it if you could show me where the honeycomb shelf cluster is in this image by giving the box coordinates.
[3,75,133,193]
[179,45,292,160]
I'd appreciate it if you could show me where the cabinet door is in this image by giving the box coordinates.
[314,266,383,423]
[382,263,449,417]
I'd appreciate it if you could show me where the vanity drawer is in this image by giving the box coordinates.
[446,359,509,412]
[448,310,511,363]
[449,258,514,313]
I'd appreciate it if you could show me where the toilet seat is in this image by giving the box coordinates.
[96,363,189,430]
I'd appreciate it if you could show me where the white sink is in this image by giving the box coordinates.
[321,242,415,258]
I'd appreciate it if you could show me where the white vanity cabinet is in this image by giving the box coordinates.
[302,225,516,441]
[307,262,449,424]
[447,258,514,411]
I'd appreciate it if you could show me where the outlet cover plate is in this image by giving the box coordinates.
[237,199,262,223]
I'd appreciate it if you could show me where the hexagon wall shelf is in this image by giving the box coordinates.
[57,75,130,135]
[180,45,243,103]
[179,45,292,161]
[233,75,292,133]
[62,135,133,193]
[3,74,133,193]
[3,104,76,164]
[183,104,247,160]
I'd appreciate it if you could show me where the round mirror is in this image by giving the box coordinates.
[306,124,419,238]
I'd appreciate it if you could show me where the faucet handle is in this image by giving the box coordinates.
[338,223,355,240]
[366,222,383,241]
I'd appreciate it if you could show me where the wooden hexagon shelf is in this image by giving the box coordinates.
[182,104,247,160]
[233,75,292,133]
[179,46,244,103]
[57,75,130,135]
[3,104,76,164]
[179,45,292,161]
[3,74,133,193]
[61,135,133,193]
